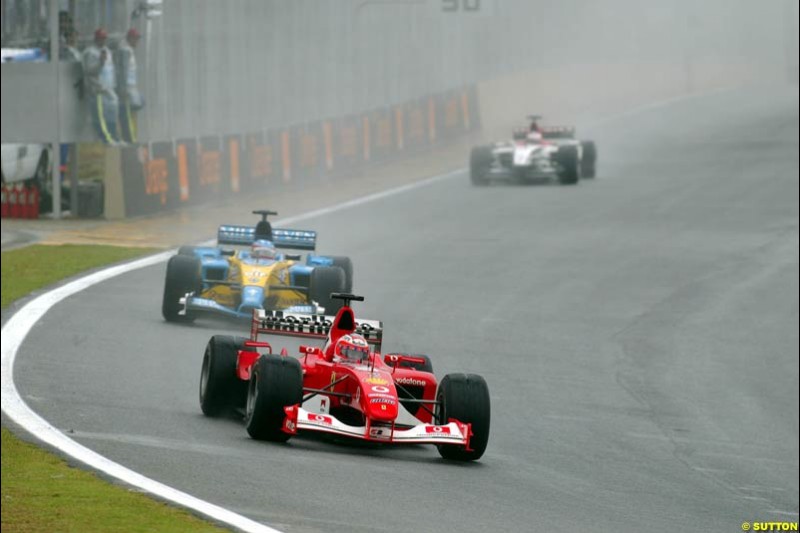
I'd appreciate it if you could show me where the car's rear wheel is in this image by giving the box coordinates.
[581,140,597,178]
[470,146,493,186]
[245,354,303,441]
[199,335,248,416]
[310,266,346,315]
[162,254,201,322]
[328,256,354,293]
[556,145,580,185]
[435,373,491,461]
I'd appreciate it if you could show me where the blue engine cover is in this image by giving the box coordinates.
[289,264,314,287]
[191,247,222,259]
[200,256,230,283]
[306,255,333,267]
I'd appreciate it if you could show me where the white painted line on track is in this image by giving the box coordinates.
[196,167,467,247]
[1,167,468,533]
[1,252,282,533]
[278,167,466,226]
[582,85,738,128]
[1,85,747,533]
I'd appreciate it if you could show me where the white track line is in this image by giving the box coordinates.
[1,85,745,532]
[1,168,465,533]
[1,253,280,533]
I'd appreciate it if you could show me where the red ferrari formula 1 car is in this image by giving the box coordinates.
[199,293,491,461]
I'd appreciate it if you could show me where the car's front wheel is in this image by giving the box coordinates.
[470,146,493,186]
[162,254,201,322]
[435,373,491,461]
[245,354,303,442]
[199,335,248,416]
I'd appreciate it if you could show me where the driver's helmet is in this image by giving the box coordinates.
[527,131,543,143]
[251,239,277,260]
[334,334,370,363]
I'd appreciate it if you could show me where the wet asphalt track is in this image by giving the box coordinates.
[13,85,799,532]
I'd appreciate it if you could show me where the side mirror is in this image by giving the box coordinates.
[300,345,322,356]
[384,353,427,368]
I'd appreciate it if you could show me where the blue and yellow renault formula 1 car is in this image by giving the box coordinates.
[162,210,353,322]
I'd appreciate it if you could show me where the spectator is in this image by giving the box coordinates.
[82,28,120,144]
[59,28,84,195]
[58,10,74,40]
[116,27,144,143]
[60,28,85,101]
[59,28,81,63]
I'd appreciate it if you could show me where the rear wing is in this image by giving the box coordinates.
[540,126,575,140]
[251,309,383,351]
[217,225,317,250]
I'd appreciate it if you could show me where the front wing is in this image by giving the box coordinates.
[179,294,319,319]
[282,406,472,448]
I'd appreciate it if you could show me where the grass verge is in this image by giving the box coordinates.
[2,244,229,533]
[1,244,156,308]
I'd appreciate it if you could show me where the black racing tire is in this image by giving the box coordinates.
[245,354,303,441]
[580,140,597,179]
[394,353,434,374]
[178,245,198,256]
[162,254,202,322]
[435,373,491,461]
[556,145,580,185]
[199,335,248,416]
[310,266,346,315]
[469,146,493,186]
[328,256,354,293]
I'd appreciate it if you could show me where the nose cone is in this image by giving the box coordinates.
[238,286,265,314]
[362,381,399,422]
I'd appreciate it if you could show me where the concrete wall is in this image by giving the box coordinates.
[3,0,795,144]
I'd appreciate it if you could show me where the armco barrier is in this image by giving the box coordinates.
[403,98,428,153]
[197,136,224,201]
[292,122,325,183]
[117,85,480,218]
[332,115,362,177]
[367,107,395,164]
[121,142,174,216]
[242,131,278,193]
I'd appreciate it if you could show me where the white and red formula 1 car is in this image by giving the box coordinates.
[199,293,490,461]
[469,114,597,186]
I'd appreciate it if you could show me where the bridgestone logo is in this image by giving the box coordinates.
[396,378,426,387]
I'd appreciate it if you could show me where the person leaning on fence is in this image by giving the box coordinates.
[82,28,120,144]
[116,27,144,143]
[60,28,82,63]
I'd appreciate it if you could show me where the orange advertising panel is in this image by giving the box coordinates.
[229,138,240,193]
[145,157,169,205]
[177,144,190,202]
[200,150,221,186]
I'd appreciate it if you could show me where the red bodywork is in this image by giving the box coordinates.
[234,303,472,448]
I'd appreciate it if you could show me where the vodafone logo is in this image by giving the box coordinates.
[308,414,332,425]
[425,426,451,435]
[371,385,390,393]
[396,377,427,387]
